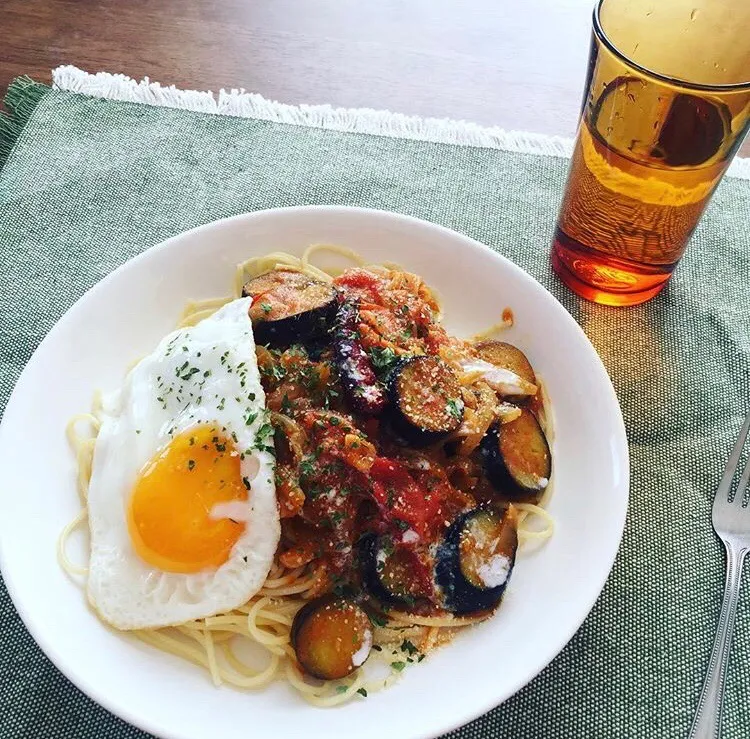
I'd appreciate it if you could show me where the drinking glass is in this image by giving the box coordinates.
[552,0,750,306]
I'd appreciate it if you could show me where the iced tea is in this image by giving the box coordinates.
[552,0,750,306]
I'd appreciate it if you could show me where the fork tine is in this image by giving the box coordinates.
[718,411,750,502]
[734,446,750,508]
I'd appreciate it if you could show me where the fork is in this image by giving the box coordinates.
[688,411,750,739]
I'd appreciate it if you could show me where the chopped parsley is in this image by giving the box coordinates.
[301,478,322,502]
[401,639,419,656]
[280,394,294,414]
[323,386,339,409]
[446,397,464,420]
[369,346,398,373]
[356,688,368,698]
[329,510,346,526]
[369,612,388,628]
[175,361,200,381]
[263,361,287,382]
[390,661,406,672]
[254,421,275,452]
[187,460,195,471]
[299,456,316,479]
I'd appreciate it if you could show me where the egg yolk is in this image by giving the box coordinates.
[127,425,248,574]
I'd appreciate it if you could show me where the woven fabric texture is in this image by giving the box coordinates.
[1,81,749,739]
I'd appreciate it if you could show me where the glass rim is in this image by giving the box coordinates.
[593,0,750,93]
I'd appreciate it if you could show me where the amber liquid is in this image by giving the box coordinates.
[553,93,733,306]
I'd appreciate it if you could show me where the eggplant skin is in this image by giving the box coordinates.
[291,595,372,680]
[480,412,551,503]
[435,507,517,616]
[333,300,387,416]
[253,300,338,347]
[242,269,339,347]
[358,533,409,608]
[387,397,447,447]
[386,356,464,447]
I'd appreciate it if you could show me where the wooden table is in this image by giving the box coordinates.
[2,0,594,138]
[2,0,748,154]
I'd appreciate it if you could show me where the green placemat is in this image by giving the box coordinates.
[1,69,749,739]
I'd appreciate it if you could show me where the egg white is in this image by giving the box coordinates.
[86,298,279,630]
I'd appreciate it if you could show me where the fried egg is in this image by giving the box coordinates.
[86,298,279,630]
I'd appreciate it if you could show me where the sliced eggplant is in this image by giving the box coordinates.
[435,506,518,615]
[359,533,427,607]
[480,410,551,502]
[333,300,387,416]
[386,355,464,446]
[242,268,339,347]
[474,341,537,393]
[291,596,373,680]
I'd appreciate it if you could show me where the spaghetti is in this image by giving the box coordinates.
[61,244,554,705]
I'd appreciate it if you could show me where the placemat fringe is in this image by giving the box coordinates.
[0,77,50,169]
[51,65,574,160]
[50,66,750,180]
[52,65,750,180]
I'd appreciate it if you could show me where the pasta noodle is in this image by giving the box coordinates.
[60,243,555,705]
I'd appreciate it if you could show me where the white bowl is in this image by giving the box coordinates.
[0,206,628,739]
